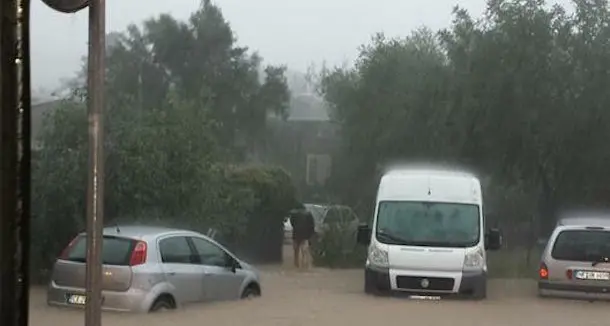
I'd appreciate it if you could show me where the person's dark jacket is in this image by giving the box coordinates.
[290,210,315,243]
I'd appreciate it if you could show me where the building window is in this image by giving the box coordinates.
[306,154,332,186]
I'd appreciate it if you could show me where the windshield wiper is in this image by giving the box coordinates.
[591,256,609,267]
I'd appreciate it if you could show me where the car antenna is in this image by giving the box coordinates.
[115,221,121,234]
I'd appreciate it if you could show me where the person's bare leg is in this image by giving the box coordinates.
[302,240,311,270]
[293,241,301,268]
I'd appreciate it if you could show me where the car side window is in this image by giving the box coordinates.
[159,236,195,264]
[190,237,228,267]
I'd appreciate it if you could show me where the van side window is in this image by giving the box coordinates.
[159,236,195,264]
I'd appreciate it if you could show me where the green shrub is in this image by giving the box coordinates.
[487,247,542,278]
[224,165,297,263]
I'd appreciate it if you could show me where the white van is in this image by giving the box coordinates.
[356,168,502,299]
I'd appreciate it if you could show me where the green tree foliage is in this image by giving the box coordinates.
[105,0,290,155]
[321,0,610,241]
[31,1,294,279]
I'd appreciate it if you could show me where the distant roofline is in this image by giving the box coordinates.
[32,98,63,106]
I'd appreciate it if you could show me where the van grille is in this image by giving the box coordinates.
[396,276,454,291]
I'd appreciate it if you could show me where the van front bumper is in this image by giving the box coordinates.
[365,266,486,297]
[458,270,487,296]
[364,265,391,293]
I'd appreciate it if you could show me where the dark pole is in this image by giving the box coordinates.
[84,0,106,326]
[36,1,105,325]
[0,0,31,325]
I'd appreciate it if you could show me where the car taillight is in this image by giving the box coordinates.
[539,262,549,279]
[566,269,573,280]
[129,241,147,266]
[59,236,79,259]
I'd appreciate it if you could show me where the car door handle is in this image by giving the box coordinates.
[167,272,176,276]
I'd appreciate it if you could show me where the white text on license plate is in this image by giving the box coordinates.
[68,295,86,305]
[409,295,441,300]
[575,271,610,280]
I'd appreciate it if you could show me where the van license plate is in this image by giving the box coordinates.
[409,295,441,301]
[575,271,610,280]
[67,294,86,305]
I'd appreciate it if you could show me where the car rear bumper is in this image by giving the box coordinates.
[47,281,149,313]
[538,280,610,300]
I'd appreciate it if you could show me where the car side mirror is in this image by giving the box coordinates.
[357,224,372,245]
[485,228,502,251]
[224,254,240,273]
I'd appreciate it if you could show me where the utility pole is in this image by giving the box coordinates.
[84,1,106,326]
[39,1,106,326]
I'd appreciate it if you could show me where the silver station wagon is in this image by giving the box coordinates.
[47,226,261,313]
[538,216,610,301]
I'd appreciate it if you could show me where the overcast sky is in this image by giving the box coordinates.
[31,0,573,92]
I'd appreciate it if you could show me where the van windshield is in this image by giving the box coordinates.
[375,201,480,247]
[551,230,610,262]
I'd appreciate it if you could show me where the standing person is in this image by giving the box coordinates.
[290,205,316,269]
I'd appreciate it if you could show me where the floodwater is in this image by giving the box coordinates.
[29,247,609,326]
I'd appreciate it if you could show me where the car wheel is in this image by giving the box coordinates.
[241,286,261,299]
[149,296,174,313]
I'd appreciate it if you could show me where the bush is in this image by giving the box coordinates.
[487,247,542,279]
[30,96,298,281]
[223,165,298,263]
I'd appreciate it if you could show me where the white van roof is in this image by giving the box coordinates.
[377,168,482,205]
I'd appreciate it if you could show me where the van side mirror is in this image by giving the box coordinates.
[357,224,372,245]
[485,228,502,251]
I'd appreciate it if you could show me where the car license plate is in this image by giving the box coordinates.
[67,294,86,305]
[575,270,610,281]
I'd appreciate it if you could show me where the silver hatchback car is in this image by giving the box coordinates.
[47,226,261,312]
[538,216,610,300]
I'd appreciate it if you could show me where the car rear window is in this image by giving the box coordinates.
[325,207,356,224]
[65,235,137,266]
[551,230,610,262]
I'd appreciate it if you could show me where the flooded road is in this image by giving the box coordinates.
[30,267,609,326]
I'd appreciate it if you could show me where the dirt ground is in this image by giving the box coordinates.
[29,247,609,326]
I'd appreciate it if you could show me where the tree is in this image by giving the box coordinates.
[321,0,610,240]
[104,0,290,156]
[30,1,295,276]
[320,29,451,215]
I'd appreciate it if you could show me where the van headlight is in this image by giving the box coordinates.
[463,247,484,269]
[367,243,389,267]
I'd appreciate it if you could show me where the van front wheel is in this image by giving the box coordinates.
[471,282,487,300]
[364,277,384,296]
